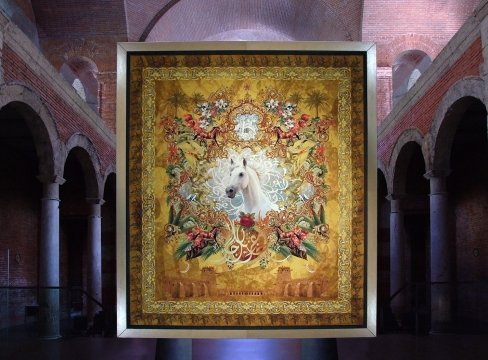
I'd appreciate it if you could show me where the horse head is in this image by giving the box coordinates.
[225,158,249,199]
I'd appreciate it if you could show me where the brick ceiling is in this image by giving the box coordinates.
[125,0,364,41]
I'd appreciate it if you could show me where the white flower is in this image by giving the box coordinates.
[215,99,228,111]
[284,102,295,112]
[285,118,295,129]
[197,102,212,117]
[265,99,279,111]
[199,118,209,128]
[282,102,296,118]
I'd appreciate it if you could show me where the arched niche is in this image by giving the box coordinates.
[392,50,432,105]
[60,56,99,112]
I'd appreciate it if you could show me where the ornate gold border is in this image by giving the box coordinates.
[116,41,377,338]
[141,66,352,316]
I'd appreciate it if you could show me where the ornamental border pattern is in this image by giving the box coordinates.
[141,66,352,315]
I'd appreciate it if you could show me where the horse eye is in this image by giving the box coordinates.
[239,172,244,177]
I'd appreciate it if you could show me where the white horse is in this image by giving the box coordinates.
[225,158,278,219]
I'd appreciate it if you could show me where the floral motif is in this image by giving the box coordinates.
[238,212,256,228]
[195,98,229,128]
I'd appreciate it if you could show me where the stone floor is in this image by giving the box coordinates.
[1,330,487,359]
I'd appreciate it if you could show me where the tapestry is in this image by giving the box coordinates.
[123,49,371,332]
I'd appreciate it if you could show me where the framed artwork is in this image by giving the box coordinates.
[116,42,377,338]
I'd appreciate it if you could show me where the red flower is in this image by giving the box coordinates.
[239,213,255,228]
[183,114,193,122]
[298,114,310,128]
[314,144,326,162]
[167,143,179,163]
[316,144,325,156]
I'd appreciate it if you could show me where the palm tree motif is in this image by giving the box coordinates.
[189,92,205,107]
[304,90,328,117]
[288,92,303,105]
[166,88,189,117]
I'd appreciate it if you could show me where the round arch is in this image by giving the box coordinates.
[377,158,391,195]
[0,84,63,178]
[392,50,432,105]
[142,0,355,42]
[60,56,99,112]
[102,162,116,198]
[384,35,440,67]
[64,133,103,199]
[430,77,485,174]
[389,128,428,195]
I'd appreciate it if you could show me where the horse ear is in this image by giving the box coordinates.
[230,158,234,166]
[243,158,247,167]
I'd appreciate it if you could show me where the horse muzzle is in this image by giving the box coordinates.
[225,186,237,198]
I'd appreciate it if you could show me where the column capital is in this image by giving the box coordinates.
[86,197,105,206]
[386,193,406,201]
[38,175,65,200]
[423,169,450,180]
[425,172,450,195]
[386,193,405,213]
[86,198,104,218]
[37,174,66,186]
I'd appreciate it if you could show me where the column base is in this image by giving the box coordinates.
[38,288,61,340]
[429,321,454,335]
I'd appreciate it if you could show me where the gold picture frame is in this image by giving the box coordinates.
[116,42,377,338]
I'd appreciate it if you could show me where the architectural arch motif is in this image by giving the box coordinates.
[392,50,432,105]
[0,83,63,179]
[389,128,427,195]
[102,162,116,189]
[102,163,116,201]
[64,133,103,199]
[429,77,485,174]
[60,56,99,112]
[383,34,440,67]
[377,158,390,194]
[142,0,357,42]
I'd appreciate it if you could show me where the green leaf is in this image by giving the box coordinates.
[319,204,325,224]
[169,204,175,224]
[302,240,319,261]
[174,206,183,225]
[202,244,221,260]
[312,208,321,226]
[175,240,191,260]
[297,216,314,229]
[274,244,291,259]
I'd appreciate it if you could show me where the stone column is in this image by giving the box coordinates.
[426,172,452,332]
[38,175,64,339]
[387,194,407,318]
[480,16,488,105]
[0,22,4,83]
[86,198,104,322]
[377,67,393,125]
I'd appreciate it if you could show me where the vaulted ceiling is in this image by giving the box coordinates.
[125,0,365,41]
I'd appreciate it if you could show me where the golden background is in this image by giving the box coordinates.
[128,53,366,327]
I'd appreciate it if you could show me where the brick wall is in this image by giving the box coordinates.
[2,44,115,168]
[32,0,127,39]
[378,38,483,165]
[31,0,128,132]
[0,153,40,288]
[0,141,41,329]
[363,0,480,65]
